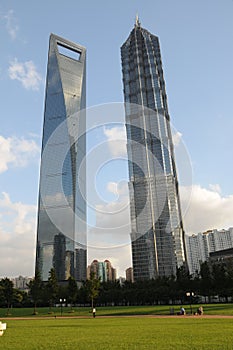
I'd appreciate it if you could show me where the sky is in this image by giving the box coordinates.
[0,0,233,278]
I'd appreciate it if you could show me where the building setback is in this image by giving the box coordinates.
[36,34,87,282]
[121,18,186,280]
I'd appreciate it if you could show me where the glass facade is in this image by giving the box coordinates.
[121,20,186,279]
[36,34,86,282]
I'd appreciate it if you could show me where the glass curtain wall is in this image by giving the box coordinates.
[36,34,86,282]
[121,20,186,279]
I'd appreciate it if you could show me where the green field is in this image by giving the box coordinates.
[1,305,233,349]
[1,317,233,349]
[1,304,233,318]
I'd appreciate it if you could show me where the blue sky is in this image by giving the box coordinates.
[0,0,233,277]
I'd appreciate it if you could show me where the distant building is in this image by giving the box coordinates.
[87,260,117,282]
[126,267,134,283]
[209,248,233,265]
[98,262,107,282]
[87,259,99,279]
[12,276,32,291]
[186,228,233,275]
[105,260,117,281]
[185,233,209,275]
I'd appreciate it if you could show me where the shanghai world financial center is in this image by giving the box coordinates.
[36,34,87,282]
[36,21,186,282]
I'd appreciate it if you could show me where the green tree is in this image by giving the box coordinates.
[13,289,24,306]
[67,276,78,309]
[176,265,192,302]
[212,263,229,301]
[0,277,14,314]
[28,269,43,314]
[0,285,4,307]
[85,272,100,308]
[46,268,58,311]
[200,261,213,303]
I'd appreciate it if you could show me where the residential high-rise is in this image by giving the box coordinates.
[12,276,32,291]
[87,259,117,282]
[121,18,186,280]
[186,228,233,275]
[104,259,117,281]
[36,34,86,282]
[125,267,134,283]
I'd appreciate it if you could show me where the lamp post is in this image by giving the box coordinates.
[59,298,66,316]
[186,292,194,314]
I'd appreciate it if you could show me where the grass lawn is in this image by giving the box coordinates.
[1,317,233,349]
[2,304,233,318]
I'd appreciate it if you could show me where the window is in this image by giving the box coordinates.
[57,43,81,61]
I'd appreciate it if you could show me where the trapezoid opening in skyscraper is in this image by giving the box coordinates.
[121,18,187,280]
[36,34,87,282]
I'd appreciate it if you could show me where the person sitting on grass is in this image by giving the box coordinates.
[180,307,186,315]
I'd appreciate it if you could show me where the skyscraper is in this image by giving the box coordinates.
[36,34,86,282]
[121,18,186,280]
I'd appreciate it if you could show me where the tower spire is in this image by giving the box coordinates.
[135,13,140,27]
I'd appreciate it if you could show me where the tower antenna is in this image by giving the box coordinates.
[135,13,140,27]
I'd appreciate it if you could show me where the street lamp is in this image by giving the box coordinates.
[186,292,194,314]
[59,298,66,316]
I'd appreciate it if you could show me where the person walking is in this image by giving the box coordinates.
[92,307,96,318]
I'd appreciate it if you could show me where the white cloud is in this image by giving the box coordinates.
[209,183,221,194]
[0,192,37,277]
[107,181,128,198]
[107,182,118,196]
[1,9,19,39]
[95,197,130,230]
[88,175,131,278]
[88,182,233,277]
[103,126,127,157]
[0,135,40,173]
[172,131,182,147]
[181,184,233,234]
[95,180,129,229]
[1,180,232,278]
[8,58,42,90]
[28,132,41,139]
[88,180,130,259]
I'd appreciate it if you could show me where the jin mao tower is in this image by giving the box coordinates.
[121,18,186,280]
